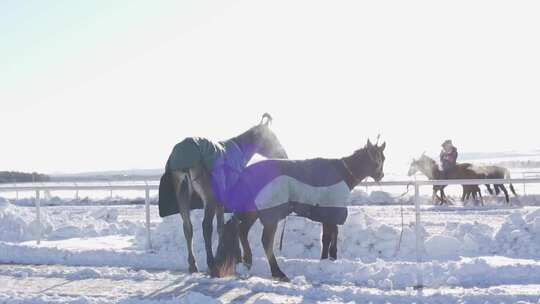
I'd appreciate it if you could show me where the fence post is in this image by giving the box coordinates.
[522,173,527,196]
[145,187,152,250]
[109,182,113,199]
[35,190,41,245]
[414,182,423,289]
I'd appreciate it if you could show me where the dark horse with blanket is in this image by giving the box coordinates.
[215,139,386,281]
[158,113,288,274]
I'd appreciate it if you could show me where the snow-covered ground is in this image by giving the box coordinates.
[1,191,540,303]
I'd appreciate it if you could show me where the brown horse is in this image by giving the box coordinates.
[163,114,288,274]
[216,140,386,281]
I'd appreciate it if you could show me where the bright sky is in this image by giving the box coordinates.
[1,0,539,174]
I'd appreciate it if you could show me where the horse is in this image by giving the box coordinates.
[407,154,488,205]
[462,185,484,204]
[159,113,288,275]
[231,192,347,271]
[468,165,518,203]
[407,154,517,205]
[216,139,386,281]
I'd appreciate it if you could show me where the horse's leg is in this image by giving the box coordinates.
[238,212,257,269]
[485,184,494,195]
[440,188,446,205]
[321,223,331,260]
[172,171,198,273]
[329,224,339,260]
[262,222,288,281]
[494,184,501,195]
[432,187,440,204]
[461,186,468,203]
[216,204,225,238]
[499,185,510,204]
[190,167,220,274]
[478,187,484,206]
[202,201,217,273]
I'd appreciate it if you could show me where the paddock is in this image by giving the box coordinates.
[1,177,538,288]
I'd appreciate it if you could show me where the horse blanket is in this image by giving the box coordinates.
[159,137,245,217]
[225,158,349,225]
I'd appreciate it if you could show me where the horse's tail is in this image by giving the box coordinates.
[504,169,518,197]
[214,216,241,277]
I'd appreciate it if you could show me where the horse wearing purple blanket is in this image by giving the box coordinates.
[215,139,386,281]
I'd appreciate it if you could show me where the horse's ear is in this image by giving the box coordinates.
[366,139,373,148]
[260,113,273,126]
[380,142,386,151]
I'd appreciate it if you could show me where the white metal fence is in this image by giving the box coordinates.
[1,177,539,288]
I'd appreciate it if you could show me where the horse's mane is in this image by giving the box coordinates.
[420,155,438,168]
[231,125,261,147]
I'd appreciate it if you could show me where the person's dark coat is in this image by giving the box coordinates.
[440,147,458,171]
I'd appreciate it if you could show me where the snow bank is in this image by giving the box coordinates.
[493,209,540,257]
[140,205,540,264]
[425,209,540,259]
[138,208,427,263]
[0,201,53,242]
[0,201,142,243]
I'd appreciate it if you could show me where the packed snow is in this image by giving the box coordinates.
[1,189,540,303]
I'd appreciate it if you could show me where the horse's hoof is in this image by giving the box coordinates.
[242,262,252,270]
[241,256,252,269]
[189,265,199,273]
[272,272,290,282]
[207,265,218,277]
[275,275,290,282]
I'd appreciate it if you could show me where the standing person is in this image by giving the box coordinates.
[440,139,458,178]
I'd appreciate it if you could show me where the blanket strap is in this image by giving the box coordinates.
[279,216,287,252]
[341,159,362,185]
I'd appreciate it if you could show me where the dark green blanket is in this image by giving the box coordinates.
[166,137,224,172]
[159,171,203,217]
[159,136,246,217]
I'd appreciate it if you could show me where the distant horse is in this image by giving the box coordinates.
[216,139,386,281]
[408,154,517,205]
[462,185,484,204]
[468,165,518,203]
[407,154,482,205]
[159,113,288,274]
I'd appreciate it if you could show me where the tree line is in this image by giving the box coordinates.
[0,171,50,183]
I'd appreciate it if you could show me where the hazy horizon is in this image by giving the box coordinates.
[2,1,539,174]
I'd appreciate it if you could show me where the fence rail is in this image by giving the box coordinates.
[0,177,536,289]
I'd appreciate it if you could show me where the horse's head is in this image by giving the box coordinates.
[235,113,288,160]
[407,159,419,176]
[408,153,435,177]
[352,139,386,182]
[366,139,386,181]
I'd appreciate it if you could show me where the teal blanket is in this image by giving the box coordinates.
[166,137,224,173]
[159,137,246,217]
